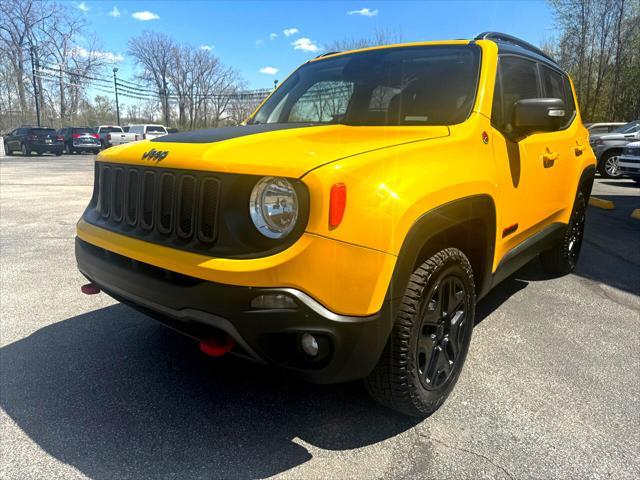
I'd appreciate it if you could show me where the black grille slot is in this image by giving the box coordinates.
[141,171,156,230]
[112,168,125,222]
[198,178,220,243]
[177,176,197,239]
[158,173,175,234]
[98,166,111,218]
[125,169,139,226]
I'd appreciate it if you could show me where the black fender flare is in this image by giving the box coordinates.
[385,194,497,306]
[577,164,596,200]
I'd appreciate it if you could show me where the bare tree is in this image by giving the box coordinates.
[0,0,57,114]
[326,26,403,52]
[548,0,640,122]
[128,31,175,125]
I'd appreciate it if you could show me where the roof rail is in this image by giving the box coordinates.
[315,51,340,58]
[474,32,556,63]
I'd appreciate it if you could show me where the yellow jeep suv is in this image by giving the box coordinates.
[76,32,596,416]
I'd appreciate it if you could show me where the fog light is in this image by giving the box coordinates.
[300,333,319,357]
[251,294,297,309]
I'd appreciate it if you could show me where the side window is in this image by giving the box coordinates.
[492,56,541,132]
[541,66,573,129]
[288,81,354,123]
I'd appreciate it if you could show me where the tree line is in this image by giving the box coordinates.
[0,0,264,131]
[2,0,638,133]
[545,0,639,122]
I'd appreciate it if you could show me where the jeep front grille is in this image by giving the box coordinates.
[89,162,221,247]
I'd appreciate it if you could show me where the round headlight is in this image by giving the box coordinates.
[250,177,299,238]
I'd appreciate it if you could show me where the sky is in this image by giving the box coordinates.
[69,0,555,90]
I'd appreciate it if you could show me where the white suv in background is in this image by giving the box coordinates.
[127,124,168,140]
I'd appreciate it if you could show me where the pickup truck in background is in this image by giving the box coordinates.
[127,124,169,141]
[95,125,139,149]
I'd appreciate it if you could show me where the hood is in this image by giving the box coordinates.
[98,123,450,178]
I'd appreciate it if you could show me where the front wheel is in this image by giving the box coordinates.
[540,191,586,275]
[599,151,622,178]
[4,143,12,155]
[365,248,475,417]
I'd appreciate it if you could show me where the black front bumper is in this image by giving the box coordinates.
[75,238,397,384]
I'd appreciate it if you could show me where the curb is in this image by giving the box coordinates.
[589,197,614,210]
[631,209,640,220]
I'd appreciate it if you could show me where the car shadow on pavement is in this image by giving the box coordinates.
[577,194,640,296]
[0,304,419,479]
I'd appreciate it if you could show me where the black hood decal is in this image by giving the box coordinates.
[151,123,319,144]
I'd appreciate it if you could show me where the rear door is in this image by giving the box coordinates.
[537,65,581,212]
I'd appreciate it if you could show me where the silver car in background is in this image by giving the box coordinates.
[590,120,640,178]
[618,141,640,184]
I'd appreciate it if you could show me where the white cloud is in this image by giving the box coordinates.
[347,8,378,17]
[259,66,279,75]
[71,46,124,64]
[77,2,89,12]
[269,33,277,40]
[292,37,320,53]
[108,6,120,17]
[200,45,214,51]
[132,10,159,21]
[255,39,264,46]
[283,28,299,37]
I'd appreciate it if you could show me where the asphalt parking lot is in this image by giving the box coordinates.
[1,154,639,479]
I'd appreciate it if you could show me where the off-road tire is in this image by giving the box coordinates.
[540,191,586,275]
[365,248,475,417]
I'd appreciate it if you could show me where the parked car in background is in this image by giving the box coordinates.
[3,126,63,156]
[585,122,626,136]
[618,141,640,184]
[127,124,168,140]
[57,127,101,154]
[95,125,138,149]
[167,127,179,134]
[591,120,640,178]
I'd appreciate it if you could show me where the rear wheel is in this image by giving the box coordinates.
[21,144,31,157]
[365,248,475,417]
[540,191,586,275]
[599,151,622,178]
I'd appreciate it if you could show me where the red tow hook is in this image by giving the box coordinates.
[200,336,236,357]
[81,283,101,295]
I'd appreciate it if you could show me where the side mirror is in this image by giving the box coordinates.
[512,98,565,138]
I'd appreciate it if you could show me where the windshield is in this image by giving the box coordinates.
[613,121,640,134]
[100,127,123,133]
[251,45,481,127]
[146,126,167,133]
[72,128,94,134]
[29,128,56,134]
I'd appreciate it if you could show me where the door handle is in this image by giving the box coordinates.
[541,150,559,168]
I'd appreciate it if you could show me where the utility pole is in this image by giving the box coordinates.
[30,47,41,126]
[164,86,169,126]
[113,67,120,126]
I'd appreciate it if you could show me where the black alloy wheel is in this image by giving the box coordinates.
[416,274,471,391]
[365,248,475,417]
